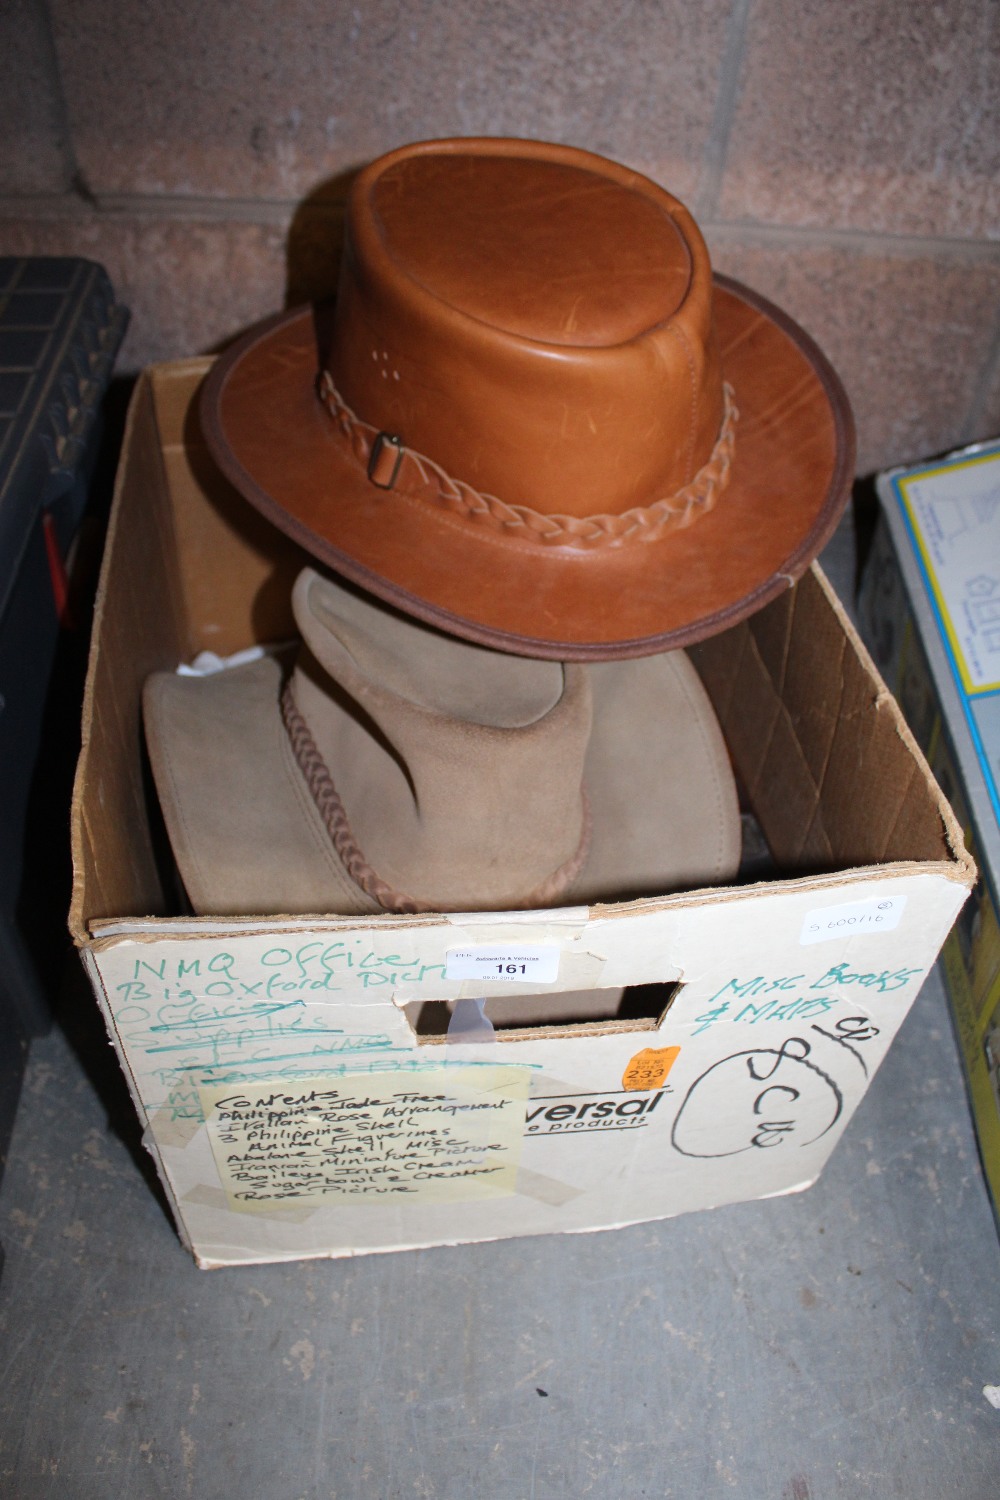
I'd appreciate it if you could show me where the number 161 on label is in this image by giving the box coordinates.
[445,945,561,983]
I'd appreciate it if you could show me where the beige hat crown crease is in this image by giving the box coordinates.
[291,569,593,911]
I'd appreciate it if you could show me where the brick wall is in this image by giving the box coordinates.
[3,0,998,474]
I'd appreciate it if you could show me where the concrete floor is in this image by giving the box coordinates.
[1,959,999,1498]
[2,519,1000,1498]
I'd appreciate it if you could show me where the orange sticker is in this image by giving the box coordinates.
[622,1046,680,1092]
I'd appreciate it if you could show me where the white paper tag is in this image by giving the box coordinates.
[800,895,907,945]
[446,944,560,983]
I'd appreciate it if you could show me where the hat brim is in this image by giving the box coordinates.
[201,276,854,662]
[143,650,740,918]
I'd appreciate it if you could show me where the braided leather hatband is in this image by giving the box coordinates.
[318,372,738,550]
[281,681,593,915]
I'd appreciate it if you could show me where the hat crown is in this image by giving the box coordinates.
[201,137,853,658]
[290,569,593,911]
[328,138,724,521]
[370,152,692,348]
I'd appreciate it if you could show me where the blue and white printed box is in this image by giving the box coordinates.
[862,439,1000,1225]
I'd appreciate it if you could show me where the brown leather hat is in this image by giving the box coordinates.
[202,138,854,661]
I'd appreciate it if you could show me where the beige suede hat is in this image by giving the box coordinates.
[143,569,740,917]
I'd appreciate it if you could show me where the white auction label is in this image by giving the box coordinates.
[446,944,561,983]
[800,894,907,945]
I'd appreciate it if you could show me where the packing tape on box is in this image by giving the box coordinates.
[180,1182,317,1224]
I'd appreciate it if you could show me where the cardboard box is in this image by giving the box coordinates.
[860,439,1000,1227]
[70,361,975,1269]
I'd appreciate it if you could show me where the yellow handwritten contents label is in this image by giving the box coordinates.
[199,1067,530,1213]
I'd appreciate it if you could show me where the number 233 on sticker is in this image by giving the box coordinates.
[445,945,560,983]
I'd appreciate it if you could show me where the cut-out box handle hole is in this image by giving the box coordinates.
[404,982,681,1044]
